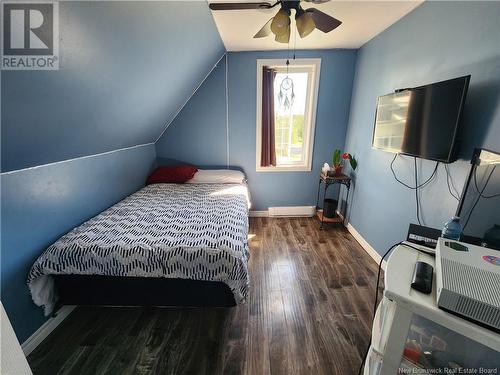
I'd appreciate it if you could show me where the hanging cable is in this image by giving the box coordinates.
[444,164,460,201]
[414,157,422,225]
[390,153,438,190]
[473,165,499,198]
[390,154,438,225]
[463,166,497,230]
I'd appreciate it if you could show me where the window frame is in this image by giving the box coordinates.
[255,58,321,172]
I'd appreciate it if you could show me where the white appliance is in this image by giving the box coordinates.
[364,243,500,374]
[435,238,500,331]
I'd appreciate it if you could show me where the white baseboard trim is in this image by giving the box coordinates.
[249,210,269,217]
[346,223,387,270]
[22,305,76,356]
[268,206,315,217]
[250,206,316,218]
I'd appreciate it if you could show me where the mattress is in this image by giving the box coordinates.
[28,183,250,315]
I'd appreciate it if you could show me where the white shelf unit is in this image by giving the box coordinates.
[364,244,500,374]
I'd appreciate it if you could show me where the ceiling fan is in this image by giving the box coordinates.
[209,0,342,43]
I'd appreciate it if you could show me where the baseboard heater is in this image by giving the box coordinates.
[268,206,315,217]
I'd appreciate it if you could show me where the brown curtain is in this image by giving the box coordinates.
[261,66,277,167]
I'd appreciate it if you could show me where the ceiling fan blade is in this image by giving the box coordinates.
[254,18,274,38]
[306,8,342,33]
[274,24,290,43]
[209,2,273,11]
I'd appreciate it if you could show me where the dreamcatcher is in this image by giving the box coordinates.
[278,59,295,110]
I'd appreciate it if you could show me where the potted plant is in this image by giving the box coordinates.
[331,149,357,176]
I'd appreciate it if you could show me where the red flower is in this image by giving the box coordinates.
[342,152,349,160]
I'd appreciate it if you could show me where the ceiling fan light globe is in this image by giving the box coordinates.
[296,12,315,38]
[274,24,291,43]
[271,9,291,36]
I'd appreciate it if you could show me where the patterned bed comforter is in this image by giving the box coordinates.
[28,183,250,315]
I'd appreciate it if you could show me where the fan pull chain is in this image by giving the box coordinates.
[279,25,295,111]
[293,22,297,60]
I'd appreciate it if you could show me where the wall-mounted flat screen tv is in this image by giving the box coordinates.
[372,75,470,163]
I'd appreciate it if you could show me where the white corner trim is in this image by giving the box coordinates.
[346,223,387,270]
[249,210,269,217]
[154,52,227,144]
[225,53,230,169]
[22,305,76,356]
[1,143,154,175]
[335,209,344,221]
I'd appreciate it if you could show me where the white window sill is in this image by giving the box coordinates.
[256,165,312,172]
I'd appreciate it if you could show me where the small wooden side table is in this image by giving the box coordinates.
[315,172,351,229]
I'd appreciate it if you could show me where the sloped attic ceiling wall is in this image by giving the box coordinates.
[1,1,225,172]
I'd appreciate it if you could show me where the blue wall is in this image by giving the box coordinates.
[156,50,358,210]
[1,144,156,342]
[1,1,224,172]
[156,57,228,167]
[343,1,500,255]
[0,0,224,342]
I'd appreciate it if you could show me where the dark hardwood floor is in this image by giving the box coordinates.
[28,217,382,375]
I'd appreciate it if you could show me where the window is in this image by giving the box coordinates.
[256,58,321,172]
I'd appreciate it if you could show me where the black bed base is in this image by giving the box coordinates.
[53,275,236,308]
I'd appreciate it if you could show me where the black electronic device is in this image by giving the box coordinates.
[372,76,470,163]
[411,261,433,294]
[407,224,441,249]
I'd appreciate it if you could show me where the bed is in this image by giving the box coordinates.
[28,182,250,315]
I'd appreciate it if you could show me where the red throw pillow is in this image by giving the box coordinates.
[146,166,198,185]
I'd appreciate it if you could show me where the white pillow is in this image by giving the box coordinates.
[186,169,246,184]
